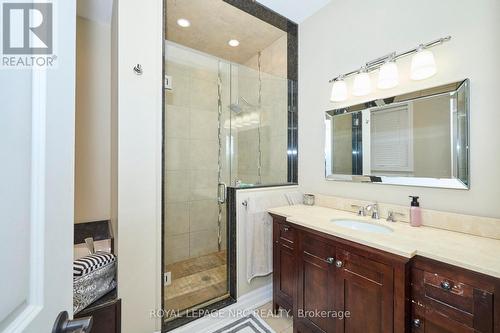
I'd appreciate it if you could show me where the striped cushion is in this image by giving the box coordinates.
[73,252,116,278]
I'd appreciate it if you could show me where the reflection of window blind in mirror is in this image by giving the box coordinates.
[370,103,414,173]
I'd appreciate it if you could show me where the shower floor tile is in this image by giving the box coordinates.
[165,250,228,317]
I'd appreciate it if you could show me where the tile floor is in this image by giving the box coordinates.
[256,302,293,333]
[165,251,228,318]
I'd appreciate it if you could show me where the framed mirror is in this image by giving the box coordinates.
[325,79,470,189]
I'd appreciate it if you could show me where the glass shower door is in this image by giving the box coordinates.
[164,43,231,320]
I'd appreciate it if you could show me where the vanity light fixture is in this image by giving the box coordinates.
[176,18,191,28]
[352,67,371,96]
[410,45,437,80]
[377,53,399,89]
[328,36,451,101]
[228,39,240,47]
[330,76,348,102]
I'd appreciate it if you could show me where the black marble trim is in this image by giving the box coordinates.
[351,112,363,175]
[287,79,298,183]
[223,0,292,30]
[227,187,238,299]
[74,220,113,245]
[286,24,298,82]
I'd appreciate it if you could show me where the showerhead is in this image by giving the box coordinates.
[229,97,258,113]
[240,97,258,108]
[229,103,243,113]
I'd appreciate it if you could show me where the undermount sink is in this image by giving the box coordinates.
[332,219,393,234]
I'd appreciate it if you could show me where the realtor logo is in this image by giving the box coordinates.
[1,1,56,68]
[2,2,53,54]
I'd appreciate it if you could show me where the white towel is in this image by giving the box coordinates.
[285,191,303,205]
[245,192,297,282]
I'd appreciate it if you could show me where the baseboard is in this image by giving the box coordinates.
[163,283,272,333]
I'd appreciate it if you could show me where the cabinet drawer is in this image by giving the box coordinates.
[411,261,494,333]
[411,303,474,333]
[301,233,331,260]
[419,268,474,313]
[279,223,295,244]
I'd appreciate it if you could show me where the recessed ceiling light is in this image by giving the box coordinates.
[177,18,191,28]
[228,39,240,47]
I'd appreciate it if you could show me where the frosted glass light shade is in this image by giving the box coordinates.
[377,61,399,89]
[330,79,348,102]
[352,72,371,96]
[411,49,437,80]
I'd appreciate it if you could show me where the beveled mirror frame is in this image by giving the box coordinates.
[325,79,470,189]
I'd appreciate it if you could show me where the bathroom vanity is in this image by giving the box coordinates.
[270,206,500,333]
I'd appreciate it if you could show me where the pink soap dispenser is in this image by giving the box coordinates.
[409,196,422,227]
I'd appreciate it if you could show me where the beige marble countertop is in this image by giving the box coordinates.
[268,205,500,278]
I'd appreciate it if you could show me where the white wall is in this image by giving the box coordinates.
[299,0,500,218]
[75,17,112,224]
[116,0,163,332]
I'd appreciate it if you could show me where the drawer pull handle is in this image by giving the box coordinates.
[335,260,344,268]
[325,257,335,264]
[412,318,422,328]
[440,280,452,291]
[283,226,289,232]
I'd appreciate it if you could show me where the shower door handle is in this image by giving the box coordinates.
[218,183,227,204]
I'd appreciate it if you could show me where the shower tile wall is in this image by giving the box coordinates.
[165,58,228,265]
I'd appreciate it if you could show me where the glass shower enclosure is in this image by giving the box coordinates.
[163,41,289,321]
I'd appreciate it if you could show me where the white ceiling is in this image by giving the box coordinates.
[257,0,331,23]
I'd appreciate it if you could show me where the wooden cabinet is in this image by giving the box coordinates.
[271,214,500,333]
[273,214,297,313]
[410,256,499,333]
[295,232,335,333]
[334,248,395,333]
[271,214,407,333]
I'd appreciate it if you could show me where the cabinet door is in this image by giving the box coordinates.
[275,239,296,308]
[334,248,394,333]
[273,219,296,312]
[296,232,336,333]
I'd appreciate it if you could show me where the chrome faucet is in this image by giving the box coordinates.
[351,204,367,216]
[365,203,380,219]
